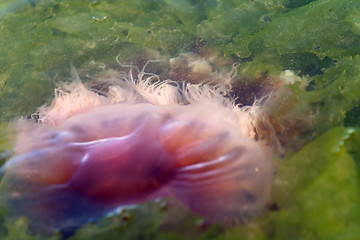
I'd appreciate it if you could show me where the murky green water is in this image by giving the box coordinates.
[1,0,360,239]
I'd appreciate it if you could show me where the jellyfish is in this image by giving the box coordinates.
[0,61,274,234]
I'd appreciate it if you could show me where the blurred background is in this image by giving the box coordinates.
[1,0,360,239]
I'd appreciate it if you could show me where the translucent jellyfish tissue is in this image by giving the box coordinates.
[0,62,274,233]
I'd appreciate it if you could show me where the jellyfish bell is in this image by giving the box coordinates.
[1,103,178,231]
[0,58,277,234]
[161,117,271,224]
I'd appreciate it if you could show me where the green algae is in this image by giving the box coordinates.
[1,0,360,239]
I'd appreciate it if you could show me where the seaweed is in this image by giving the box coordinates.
[1,0,360,239]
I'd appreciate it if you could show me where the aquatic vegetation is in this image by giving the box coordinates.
[0,0,360,239]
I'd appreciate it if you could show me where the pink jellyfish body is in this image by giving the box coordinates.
[0,67,273,233]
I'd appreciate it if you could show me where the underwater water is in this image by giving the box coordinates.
[1,0,360,239]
